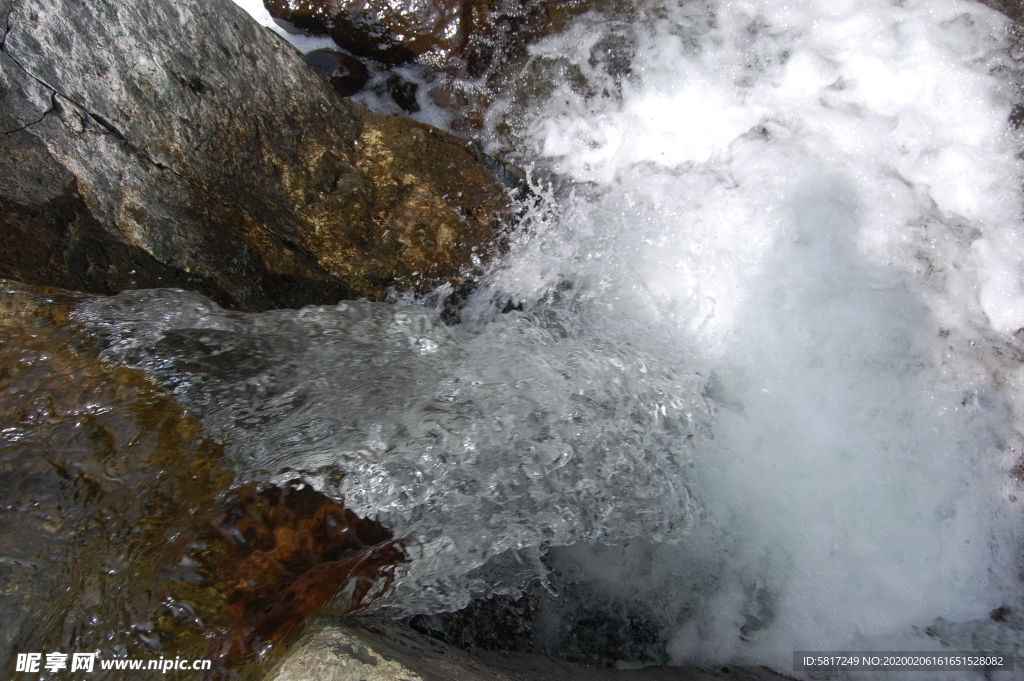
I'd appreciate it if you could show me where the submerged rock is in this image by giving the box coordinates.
[0,281,404,677]
[385,72,420,112]
[198,483,406,667]
[265,0,419,64]
[306,48,370,96]
[0,0,510,311]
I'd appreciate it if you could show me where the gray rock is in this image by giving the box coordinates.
[0,0,510,310]
[265,616,796,681]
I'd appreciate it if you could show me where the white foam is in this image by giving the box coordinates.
[228,0,456,129]
[471,0,1024,671]
[227,0,1024,669]
[228,0,340,52]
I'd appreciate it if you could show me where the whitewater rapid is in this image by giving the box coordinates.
[129,0,1024,675]
[466,0,1024,672]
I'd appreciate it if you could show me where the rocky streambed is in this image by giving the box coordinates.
[0,0,654,676]
[5,0,1024,678]
[0,0,522,675]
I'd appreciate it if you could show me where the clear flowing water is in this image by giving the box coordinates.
[110,0,1024,675]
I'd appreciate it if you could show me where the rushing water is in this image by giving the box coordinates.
[94,0,1024,675]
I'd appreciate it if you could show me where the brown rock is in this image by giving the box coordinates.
[0,281,406,677]
[260,0,626,141]
[265,0,454,65]
[263,0,597,73]
[202,484,406,667]
[265,0,419,64]
[0,281,233,673]
[344,108,503,289]
[0,0,512,312]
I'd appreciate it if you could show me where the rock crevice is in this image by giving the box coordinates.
[2,42,185,183]
[0,91,52,135]
[1,0,13,49]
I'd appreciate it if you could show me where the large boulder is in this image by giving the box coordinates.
[0,0,510,311]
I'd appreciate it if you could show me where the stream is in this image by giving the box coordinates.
[5,0,1024,678]
[228,0,1024,674]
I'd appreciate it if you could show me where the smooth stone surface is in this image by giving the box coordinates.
[0,280,410,678]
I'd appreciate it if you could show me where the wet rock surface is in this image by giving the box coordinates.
[263,0,604,75]
[306,49,370,97]
[385,73,421,112]
[0,0,510,312]
[267,616,795,681]
[197,483,406,669]
[265,0,419,64]
[0,282,405,678]
[409,589,676,669]
[0,282,230,677]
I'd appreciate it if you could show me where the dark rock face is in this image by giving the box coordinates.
[266,0,419,64]
[0,0,510,311]
[265,0,448,65]
[386,72,421,112]
[980,0,1024,22]
[306,48,369,97]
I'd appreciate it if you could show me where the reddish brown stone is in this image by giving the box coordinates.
[0,282,406,678]
[204,484,407,667]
